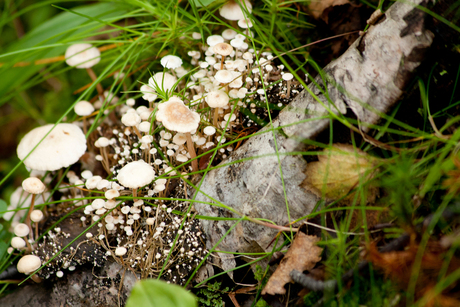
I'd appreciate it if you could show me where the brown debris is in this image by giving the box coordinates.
[262,233,322,296]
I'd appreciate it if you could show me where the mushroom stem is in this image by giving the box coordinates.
[185,132,198,173]
[34,222,39,243]
[286,80,291,99]
[85,68,104,99]
[25,195,36,241]
[132,126,142,141]
[132,188,137,199]
[213,108,220,127]
[220,57,225,70]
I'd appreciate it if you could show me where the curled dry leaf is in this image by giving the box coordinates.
[301,144,378,202]
[262,232,322,296]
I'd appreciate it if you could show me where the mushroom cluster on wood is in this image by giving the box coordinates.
[156,97,200,172]
[17,123,87,171]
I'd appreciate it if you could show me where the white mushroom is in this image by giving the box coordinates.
[65,43,100,69]
[206,35,224,47]
[17,123,87,171]
[160,55,183,69]
[11,237,26,249]
[65,43,104,97]
[219,0,252,21]
[156,97,201,173]
[282,72,294,98]
[149,72,177,94]
[74,101,94,117]
[205,90,229,127]
[213,43,234,70]
[17,255,41,275]
[117,160,155,198]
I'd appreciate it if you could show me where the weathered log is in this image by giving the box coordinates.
[194,0,434,274]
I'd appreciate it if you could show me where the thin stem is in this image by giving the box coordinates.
[85,67,104,98]
[185,132,198,173]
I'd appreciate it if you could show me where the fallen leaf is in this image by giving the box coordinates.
[262,233,322,296]
[301,144,378,202]
[367,239,460,306]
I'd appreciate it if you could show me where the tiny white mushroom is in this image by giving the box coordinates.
[17,255,41,275]
[156,97,200,173]
[11,237,26,249]
[282,72,294,98]
[117,161,155,198]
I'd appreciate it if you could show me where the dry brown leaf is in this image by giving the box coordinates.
[262,233,322,296]
[308,0,350,21]
[301,144,377,202]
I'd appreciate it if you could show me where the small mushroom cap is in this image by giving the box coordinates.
[213,43,233,56]
[22,177,45,194]
[17,123,87,171]
[237,18,253,29]
[17,255,41,275]
[115,247,127,256]
[149,72,177,93]
[206,35,224,47]
[205,90,229,108]
[11,237,26,249]
[121,111,141,127]
[214,70,234,84]
[74,101,94,116]
[117,161,155,189]
[156,97,201,133]
[219,0,253,21]
[222,29,237,40]
[160,55,183,69]
[282,73,294,81]
[105,189,120,200]
[30,210,44,223]
[65,43,101,69]
[14,223,30,237]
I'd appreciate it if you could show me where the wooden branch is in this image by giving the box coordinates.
[194,0,434,274]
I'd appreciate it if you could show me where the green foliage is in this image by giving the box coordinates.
[190,0,217,7]
[196,281,229,307]
[126,279,197,307]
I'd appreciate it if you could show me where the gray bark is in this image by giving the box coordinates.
[194,0,434,274]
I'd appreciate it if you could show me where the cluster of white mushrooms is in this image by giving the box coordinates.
[4,0,302,285]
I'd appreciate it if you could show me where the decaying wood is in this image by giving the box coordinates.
[194,0,434,274]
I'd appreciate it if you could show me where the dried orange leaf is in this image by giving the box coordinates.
[301,144,377,201]
[262,233,322,296]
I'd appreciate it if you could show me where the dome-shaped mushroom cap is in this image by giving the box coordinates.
[121,111,141,127]
[149,72,177,92]
[65,43,101,69]
[215,70,234,83]
[160,55,183,69]
[14,223,29,237]
[213,43,233,56]
[17,255,41,275]
[74,101,94,116]
[219,0,252,21]
[205,90,230,108]
[117,160,155,189]
[156,97,201,133]
[22,177,45,194]
[17,124,87,171]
